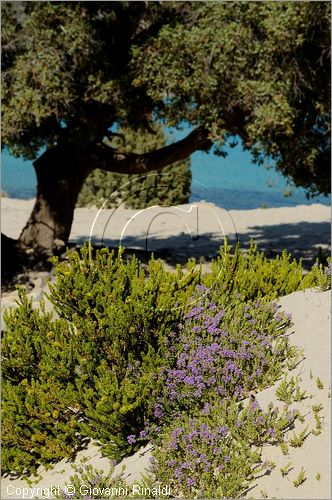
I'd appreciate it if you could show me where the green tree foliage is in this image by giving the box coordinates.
[78,125,191,209]
[133,1,330,196]
[1,1,330,253]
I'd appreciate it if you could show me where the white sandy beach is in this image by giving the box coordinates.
[1,198,331,266]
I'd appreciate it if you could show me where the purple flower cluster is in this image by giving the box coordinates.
[145,287,296,495]
[150,414,238,493]
[149,292,292,429]
[154,403,164,419]
[173,420,228,452]
[127,434,136,444]
[161,343,256,413]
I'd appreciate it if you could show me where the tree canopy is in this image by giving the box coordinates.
[1,1,330,254]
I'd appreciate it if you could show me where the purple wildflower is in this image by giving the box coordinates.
[187,477,196,487]
[127,434,136,445]
[187,430,198,441]
[217,425,229,437]
[250,399,259,411]
[172,427,183,439]
[154,403,164,419]
[202,403,210,415]
[174,467,183,479]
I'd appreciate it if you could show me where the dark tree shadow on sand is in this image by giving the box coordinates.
[74,220,330,269]
[2,220,330,292]
[238,221,330,267]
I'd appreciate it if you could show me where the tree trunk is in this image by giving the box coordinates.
[17,127,210,257]
[19,145,91,256]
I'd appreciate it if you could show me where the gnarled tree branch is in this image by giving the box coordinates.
[91,126,211,174]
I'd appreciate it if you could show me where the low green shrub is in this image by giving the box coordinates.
[311,258,331,291]
[2,246,201,475]
[56,460,159,500]
[47,246,203,459]
[57,460,129,500]
[204,242,315,303]
[2,291,82,476]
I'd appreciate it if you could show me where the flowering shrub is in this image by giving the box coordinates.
[151,400,296,498]
[145,293,293,430]
[129,290,299,497]
[2,242,326,479]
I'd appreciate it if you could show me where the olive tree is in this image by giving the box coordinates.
[2,1,330,255]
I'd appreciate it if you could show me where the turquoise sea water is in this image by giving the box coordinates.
[189,148,330,209]
[1,130,330,210]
